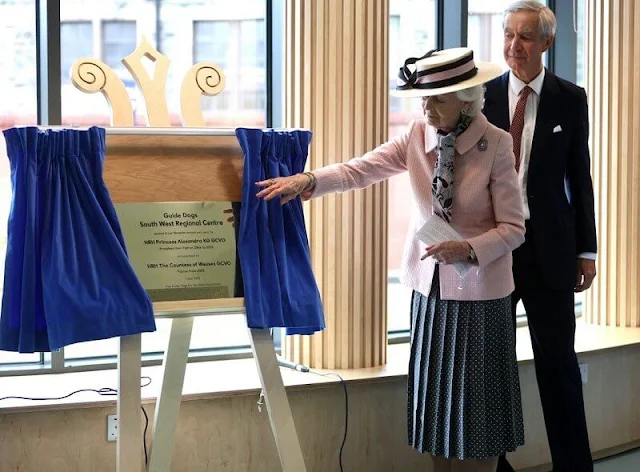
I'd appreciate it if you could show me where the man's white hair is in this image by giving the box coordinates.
[503,0,557,40]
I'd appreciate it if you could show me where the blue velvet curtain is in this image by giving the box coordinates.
[235,128,324,335]
[0,127,156,353]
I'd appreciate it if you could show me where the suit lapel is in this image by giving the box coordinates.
[484,72,510,132]
[529,69,561,177]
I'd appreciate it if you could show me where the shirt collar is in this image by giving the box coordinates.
[509,68,545,96]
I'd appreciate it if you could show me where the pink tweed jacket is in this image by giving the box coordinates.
[311,113,525,301]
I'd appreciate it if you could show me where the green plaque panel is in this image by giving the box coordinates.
[115,202,237,302]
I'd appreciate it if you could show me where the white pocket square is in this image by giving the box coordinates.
[553,125,563,133]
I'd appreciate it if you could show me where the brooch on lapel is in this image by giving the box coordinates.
[477,138,488,152]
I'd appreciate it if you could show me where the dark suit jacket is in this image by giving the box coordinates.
[483,70,597,290]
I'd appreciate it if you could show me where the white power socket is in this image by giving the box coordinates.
[579,362,588,384]
[107,414,118,442]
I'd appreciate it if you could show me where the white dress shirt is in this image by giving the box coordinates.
[508,69,596,260]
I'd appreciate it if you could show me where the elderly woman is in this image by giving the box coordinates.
[257,48,525,472]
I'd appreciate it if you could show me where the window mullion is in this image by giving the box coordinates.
[36,0,62,125]
[437,0,468,49]
[548,0,578,83]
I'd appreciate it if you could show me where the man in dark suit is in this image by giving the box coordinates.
[482,2,597,471]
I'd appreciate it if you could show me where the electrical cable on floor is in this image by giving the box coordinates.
[275,357,348,472]
[141,402,150,464]
[308,370,348,472]
[0,376,152,464]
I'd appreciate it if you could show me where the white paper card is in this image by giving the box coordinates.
[416,214,471,278]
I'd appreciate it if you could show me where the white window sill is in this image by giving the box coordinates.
[1,323,640,413]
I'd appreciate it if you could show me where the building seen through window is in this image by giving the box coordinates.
[0,0,266,365]
[387,0,437,333]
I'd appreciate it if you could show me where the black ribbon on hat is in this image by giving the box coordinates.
[396,49,478,91]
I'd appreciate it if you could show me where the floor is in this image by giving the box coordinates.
[595,448,640,472]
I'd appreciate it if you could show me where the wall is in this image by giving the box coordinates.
[0,344,638,472]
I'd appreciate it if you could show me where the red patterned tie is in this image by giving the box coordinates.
[510,86,532,172]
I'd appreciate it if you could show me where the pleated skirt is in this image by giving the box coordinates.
[407,268,525,459]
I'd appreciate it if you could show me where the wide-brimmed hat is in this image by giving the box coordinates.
[391,47,504,98]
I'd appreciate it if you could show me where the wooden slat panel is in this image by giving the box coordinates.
[311,0,325,367]
[104,135,243,203]
[283,0,389,369]
[608,0,619,327]
[587,0,602,325]
[340,0,354,368]
[324,0,339,369]
[583,0,640,327]
[381,0,389,365]
[353,0,366,369]
[632,0,640,327]
[598,0,608,326]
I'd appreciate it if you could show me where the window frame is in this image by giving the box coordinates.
[0,0,582,374]
[0,0,273,374]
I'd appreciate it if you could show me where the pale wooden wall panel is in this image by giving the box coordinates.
[1,345,639,471]
[283,0,389,368]
[632,0,640,327]
[584,0,640,326]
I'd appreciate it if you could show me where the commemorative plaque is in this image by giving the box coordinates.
[115,201,237,302]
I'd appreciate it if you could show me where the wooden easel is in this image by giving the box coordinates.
[70,39,308,472]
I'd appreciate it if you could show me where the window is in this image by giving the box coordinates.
[193,19,267,116]
[387,0,437,335]
[388,15,401,112]
[7,0,271,370]
[57,1,267,364]
[101,21,137,78]
[60,21,93,84]
[467,2,509,67]
[1,0,591,376]
[0,0,43,366]
[60,2,267,128]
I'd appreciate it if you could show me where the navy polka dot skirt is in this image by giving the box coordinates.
[407,268,525,459]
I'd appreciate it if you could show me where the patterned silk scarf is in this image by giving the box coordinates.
[432,114,473,222]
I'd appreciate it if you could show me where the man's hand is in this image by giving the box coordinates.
[575,258,596,292]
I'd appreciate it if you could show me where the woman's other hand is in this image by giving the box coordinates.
[256,173,315,205]
[422,241,472,264]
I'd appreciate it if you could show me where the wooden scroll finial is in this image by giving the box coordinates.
[71,59,134,126]
[70,36,226,127]
[122,37,172,127]
[180,62,226,127]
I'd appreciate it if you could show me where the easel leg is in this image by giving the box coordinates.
[118,333,143,472]
[249,328,307,472]
[148,317,194,472]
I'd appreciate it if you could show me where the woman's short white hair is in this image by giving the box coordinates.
[503,0,557,40]
[455,85,484,118]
